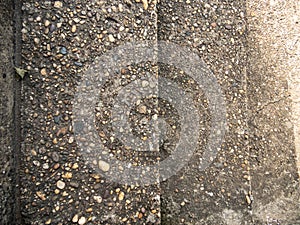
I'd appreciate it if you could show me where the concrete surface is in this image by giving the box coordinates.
[0,0,299,224]
[0,0,17,224]
[247,0,300,223]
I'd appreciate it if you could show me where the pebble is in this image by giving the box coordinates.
[56,180,65,189]
[53,163,60,170]
[51,152,60,162]
[138,105,147,114]
[54,115,61,124]
[42,163,49,169]
[118,4,124,12]
[68,136,74,144]
[54,1,63,8]
[60,46,67,55]
[72,214,79,223]
[118,191,125,201]
[70,182,79,188]
[141,0,148,10]
[246,195,252,205]
[40,68,47,76]
[50,24,56,32]
[72,163,79,169]
[34,38,40,44]
[93,195,102,203]
[71,25,77,33]
[78,216,87,225]
[45,20,50,27]
[62,172,72,179]
[108,34,115,42]
[86,208,93,213]
[36,191,46,200]
[73,18,80,23]
[225,24,232,30]
[141,80,149,87]
[98,160,110,172]
[53,138,58,144]
[33,160,40,166]
[74,61,82,67]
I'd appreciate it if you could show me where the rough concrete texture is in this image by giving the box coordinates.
[0,0,16,224]
[20,1,160,224]
[247,0,300,224]
[158,0,252,224]
[0,0,299,224]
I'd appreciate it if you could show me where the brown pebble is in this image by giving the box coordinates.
[211,22,217,28]
[53,163,60,170]
[86,208,93,213]
[40,68,47,76]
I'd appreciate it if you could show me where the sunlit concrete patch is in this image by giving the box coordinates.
[247,0,300,223]
[287,19,300,179]
[247,0,300,178]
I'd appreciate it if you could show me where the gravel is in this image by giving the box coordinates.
[20,0,160,224]
[17,0,300,224]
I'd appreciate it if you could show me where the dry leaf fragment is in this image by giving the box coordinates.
[15,67,27,79]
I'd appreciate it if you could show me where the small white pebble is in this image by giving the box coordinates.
[54,1,63,8]
[78,216,86,225]
[56,180,65,189]
[72,214,79,223]
[108,34,115,42]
